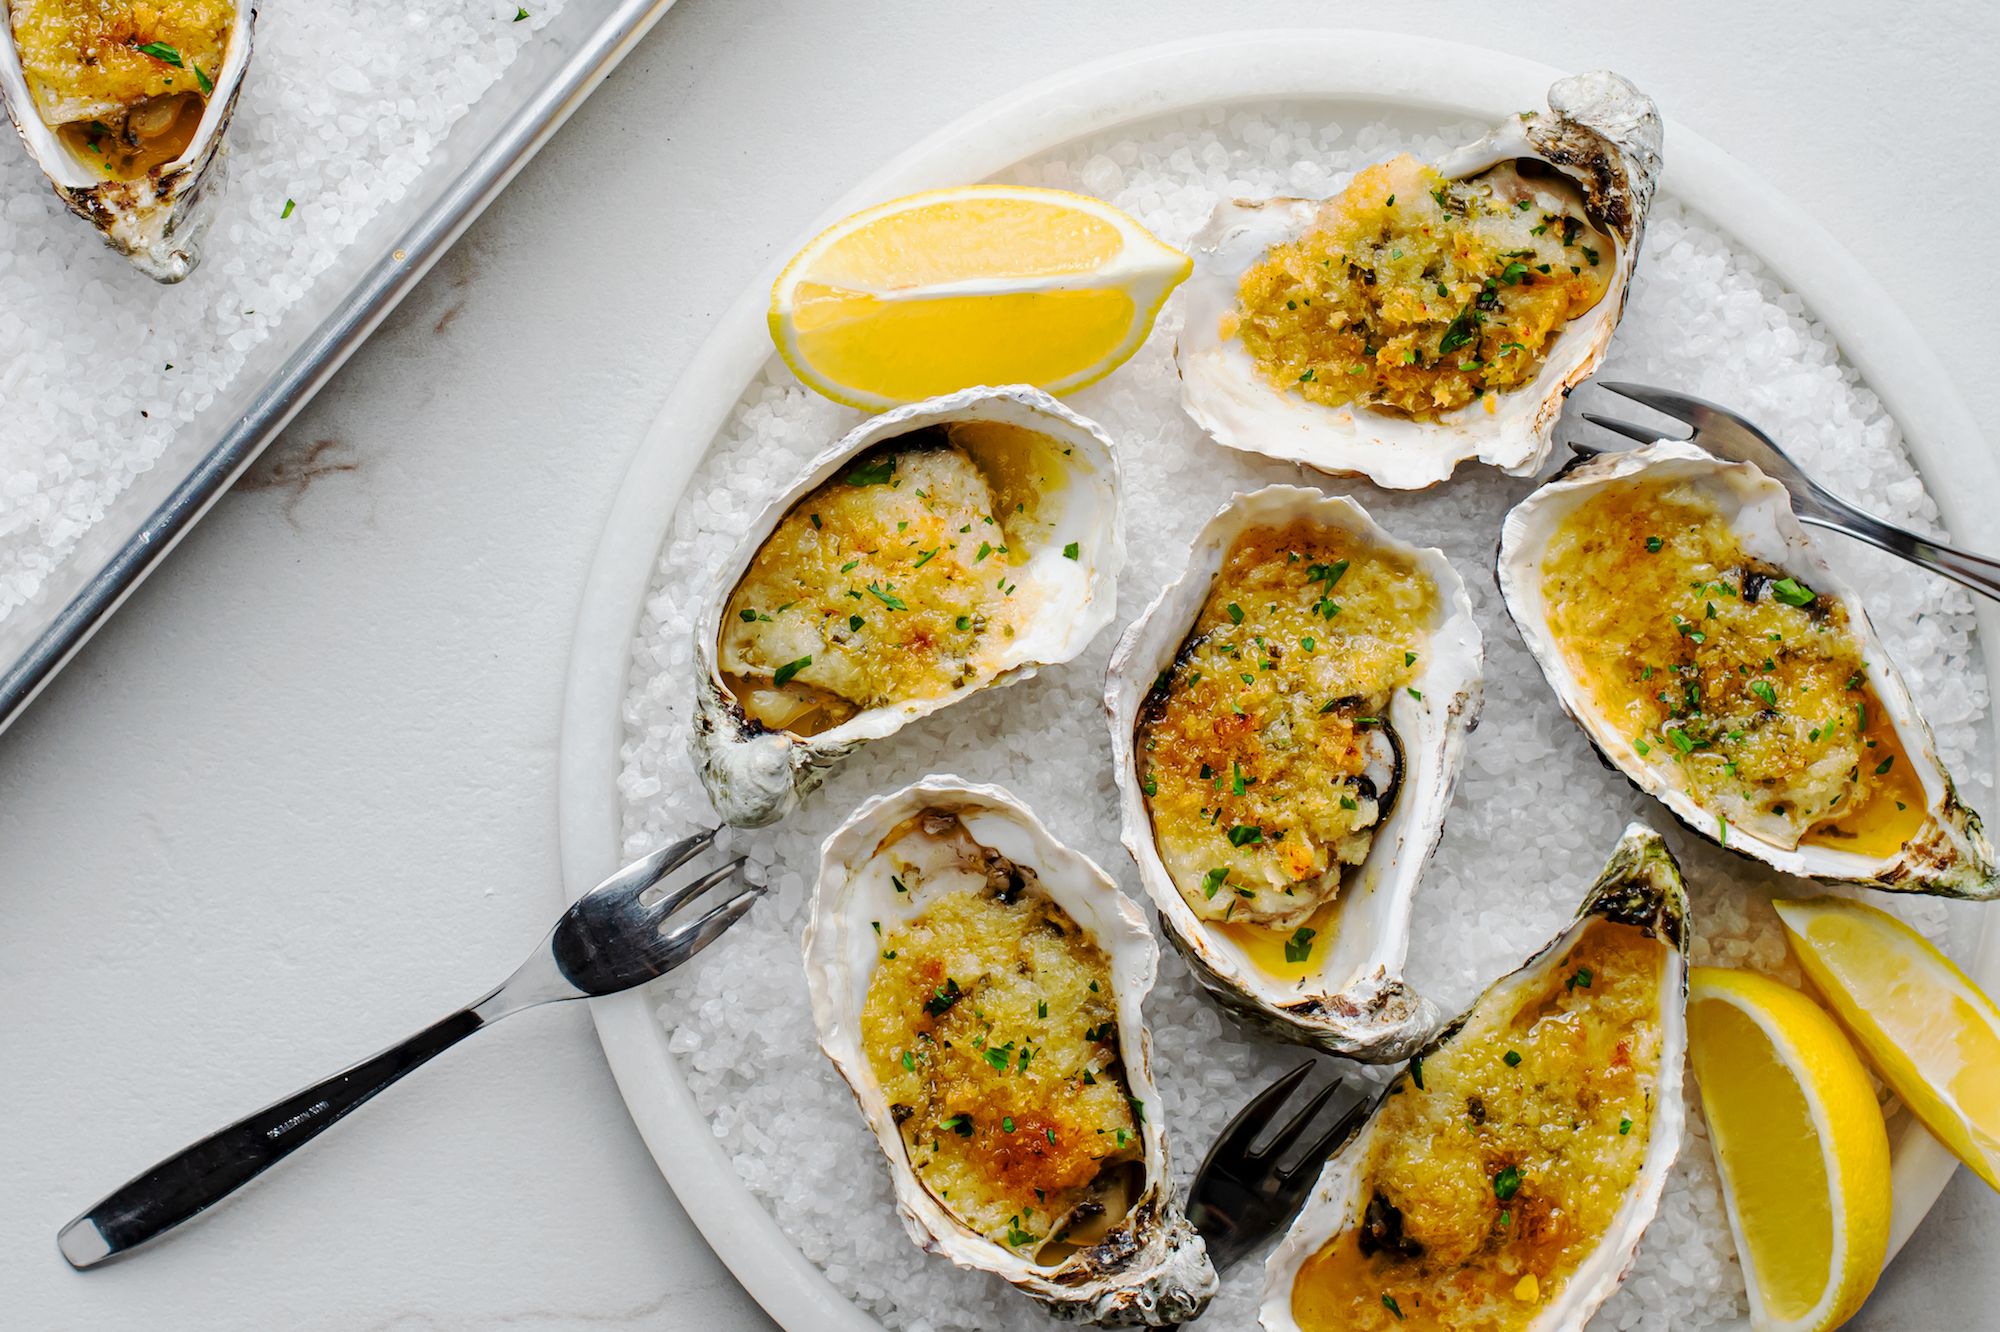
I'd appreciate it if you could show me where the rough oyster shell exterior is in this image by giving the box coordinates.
[1259,823,1691,1332]
[1175,70,1662,489]
[691,384,1123,827]
[1498,440,1998,898]
[1105,485,1483,1060]
[0,2,255,281]
[802,777,1216,1326]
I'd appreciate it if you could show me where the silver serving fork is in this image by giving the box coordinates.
[58,829,757,1269]
[1573,382,2000,603]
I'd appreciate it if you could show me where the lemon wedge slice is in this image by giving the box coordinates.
[1687,967,1890,1332]
[770,185,1192,409]
[1775,895,2000,1192]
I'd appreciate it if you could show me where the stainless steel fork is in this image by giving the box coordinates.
[1576,381,2000,603]
[57,828,758,1269]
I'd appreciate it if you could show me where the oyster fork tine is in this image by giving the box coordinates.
[651,854,749,918]
[58,832,761,1270]
[1578,411,1672,447]
[1576,381,2000,603]
[1252,1077,1347,1168]
[1180,1060,1370,1278]
[1594,379,1727,428]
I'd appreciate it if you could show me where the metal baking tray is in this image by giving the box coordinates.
[0,0,679,736]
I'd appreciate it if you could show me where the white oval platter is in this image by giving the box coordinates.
[555,30,2000,1332]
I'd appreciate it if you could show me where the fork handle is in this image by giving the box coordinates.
[1803,509,2000,605]
[57,1002,493,1269]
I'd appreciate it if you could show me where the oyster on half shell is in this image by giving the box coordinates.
[1176,71,1661,489]
[692,385,1123,827]
[1498,440,1997,898]
[803,778,1217,1326]
[1261,823,1690,1332]
[1106,486,1483,1060]
[0,0,254,280]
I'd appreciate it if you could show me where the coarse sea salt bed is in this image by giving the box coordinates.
[0,0,564,621]
[618,106,1995,1331]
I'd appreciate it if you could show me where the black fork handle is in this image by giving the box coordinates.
[57,1005,489,1268]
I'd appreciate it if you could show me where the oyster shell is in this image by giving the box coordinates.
[1106,485,1482,1060]
[1176,71,1661,490]
[802,777,1217,1326]
[0,0,254,281]
[692,384,1123,827]
[1260,823,1690,1332]
[1498,440,1997,898]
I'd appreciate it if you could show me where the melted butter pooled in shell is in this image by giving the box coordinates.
[1291,919,1667,1330]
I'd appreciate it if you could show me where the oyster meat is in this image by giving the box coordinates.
[1177,71,1661,489]
[1,0,254,280]
[693,385,1123,827]
[1499,440,1997,898]
[1107,486,1482,1059]
[1260,824,1691,1332]
[803,778,1217,1326]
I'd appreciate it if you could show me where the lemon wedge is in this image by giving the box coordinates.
[1687,967,1890,1332]
[1775,895,2000,1192]
[770,185,1191,409]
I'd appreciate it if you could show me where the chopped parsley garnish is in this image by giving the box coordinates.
[1408,1055,1425,1090]
[1771,577,1816,607]
[1875,755,1896,775]
[1503,1049,1522,1067]
[281,198,297,219]
[514,5,530,18]
[193,63,214,93]
[1063,541,1080,560]
[844,457,896,486]
[1226,824,1263,847]
[1567,966,1594,991]
[1382,1294,1405,1320]
[1201,867,1229,899]
[1493,1165,1523,1200]
[940,1114,972,1136]
[1619,1116,1633,1135]
[1283,927,1316,964]
[848,614,864,631]
[1438,307,1480,355]
[923,979,962,1016]
[1226,602,1245,625]
[975,541,993,562]
[1645,535,1663,553]
[134,40,183,65]
[1749,679,1778,708]
[911,548,938,568]
[771,656,812,687]
[866,582,907,610]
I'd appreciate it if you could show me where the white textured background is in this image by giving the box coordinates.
[1,2,1993,1328]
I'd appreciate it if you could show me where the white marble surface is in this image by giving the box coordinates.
[2,1,1995,1327]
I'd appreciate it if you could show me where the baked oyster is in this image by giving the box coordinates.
[1177,71,1661,489]
[1,0,254,280]
[1261,823,1690,1332]
[803,778,1216,1326]
[1106,485,1482,1059]
[1498,440,1997,898]
[692,385,1123,827]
